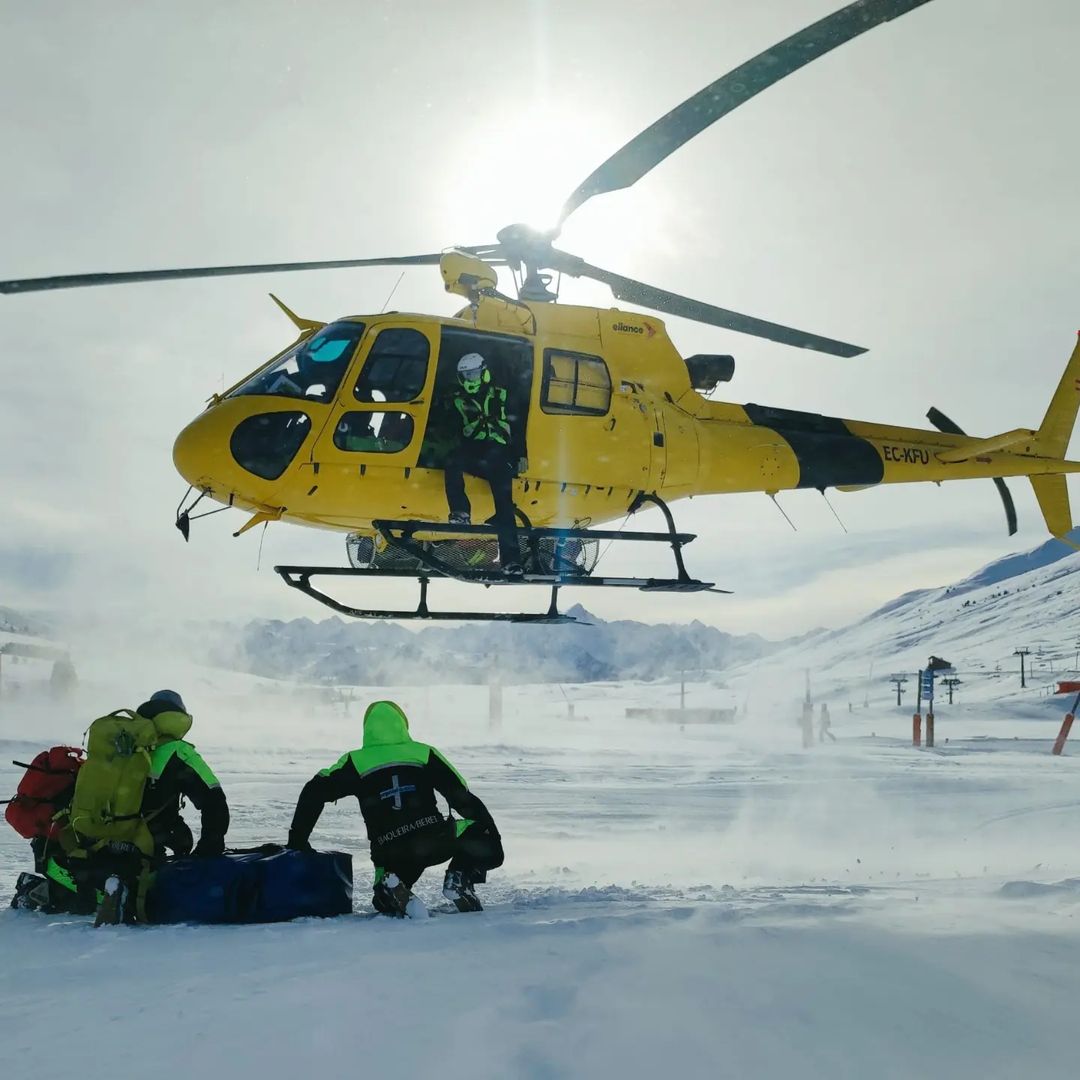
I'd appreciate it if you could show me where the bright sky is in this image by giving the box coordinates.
[1,0,1078,641]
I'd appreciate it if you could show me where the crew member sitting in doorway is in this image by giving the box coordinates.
[444,352,523,577]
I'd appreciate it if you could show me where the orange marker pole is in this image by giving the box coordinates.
[1052,694,1080,756]
[912,713,922,747]
[925,711,935,749]
[1052,714,1074,756]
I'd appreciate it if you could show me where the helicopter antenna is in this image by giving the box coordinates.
[594,511,633,570]
[256,521,269,572]
[767,492,798,532]
[379,272,406,314]
[819,488,849,533]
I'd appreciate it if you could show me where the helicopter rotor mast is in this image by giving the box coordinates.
[0,0,937,359]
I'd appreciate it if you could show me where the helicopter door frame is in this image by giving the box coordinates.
[416,325,533,473]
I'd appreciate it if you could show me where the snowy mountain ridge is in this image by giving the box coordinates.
[0,605,51,639]
[218,603,782,686]
[731,531,1080,704]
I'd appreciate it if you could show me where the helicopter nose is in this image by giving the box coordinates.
[172,408,231,493]
[173,400,315,501]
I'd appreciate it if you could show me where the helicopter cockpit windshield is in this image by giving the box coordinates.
[228,320,366,405]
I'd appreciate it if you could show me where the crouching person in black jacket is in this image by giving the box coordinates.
[288,700,503,916]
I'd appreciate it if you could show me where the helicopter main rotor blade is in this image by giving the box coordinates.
[558,0,936,226]
[0,252,496,295]
[563,256,866,357]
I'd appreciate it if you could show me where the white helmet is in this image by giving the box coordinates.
[457,353,487,381]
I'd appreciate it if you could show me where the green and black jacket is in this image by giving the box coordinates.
[453,382,510,446]
[136,699,230,856]
[289,701,496,854]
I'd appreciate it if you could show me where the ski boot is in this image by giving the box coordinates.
[94,875,129,928]
[11,872,51,911]
[443,869,483,912]
[372,872,427,919]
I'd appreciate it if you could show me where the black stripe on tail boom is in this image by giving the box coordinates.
[744,404,884,489]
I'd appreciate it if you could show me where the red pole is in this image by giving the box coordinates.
[1052,694,1080,756]
[912,713,922,747]
[1052,714,1074,756]
[925,711,935,749]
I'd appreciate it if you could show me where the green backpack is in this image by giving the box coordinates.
[66,710,161,857]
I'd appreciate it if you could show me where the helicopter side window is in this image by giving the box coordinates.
[541,350,611,416]
[354,328,430,403]
[230,411,312,480]
[228,321,366,404]
[333,411,414,453]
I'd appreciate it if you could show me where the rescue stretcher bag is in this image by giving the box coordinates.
[146,846,353,924]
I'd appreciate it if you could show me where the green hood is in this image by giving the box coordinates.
[150,709,193,744]
[362,700,411,747]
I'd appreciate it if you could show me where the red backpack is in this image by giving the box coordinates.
[3,746,85,840]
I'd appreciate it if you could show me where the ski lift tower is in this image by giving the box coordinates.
[889,674,908,708]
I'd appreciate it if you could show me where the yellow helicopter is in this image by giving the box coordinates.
[3,0,1078,623]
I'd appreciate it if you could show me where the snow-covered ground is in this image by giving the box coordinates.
[4,666,1080,1079]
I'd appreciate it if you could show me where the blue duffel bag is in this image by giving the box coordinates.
[147,845,353,924]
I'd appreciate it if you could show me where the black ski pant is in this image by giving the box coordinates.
[443,446,519,567]
[373,819,504,890]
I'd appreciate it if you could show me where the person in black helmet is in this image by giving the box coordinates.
[444,352,523,577]
[91,689,232,925]
[19,690,231,923]
[134,689,230,859]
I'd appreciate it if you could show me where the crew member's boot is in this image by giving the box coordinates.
[443,868,483,912]
[94,875,129,928]
[10,872,51,911]
[372,871,427,919]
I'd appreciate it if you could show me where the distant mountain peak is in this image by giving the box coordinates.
[947,530,1080,597]
[565,603,602,624]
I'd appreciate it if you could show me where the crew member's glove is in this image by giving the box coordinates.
[286,832,314,853]
[192,836,225,858]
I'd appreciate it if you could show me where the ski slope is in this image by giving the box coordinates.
[4,655,1080,1079]
[727,533,1080,726]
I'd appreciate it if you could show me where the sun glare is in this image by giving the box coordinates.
[435,99,668,279]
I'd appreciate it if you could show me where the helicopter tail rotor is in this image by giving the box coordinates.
[927,406,1019,535]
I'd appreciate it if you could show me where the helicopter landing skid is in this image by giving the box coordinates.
[275,564,725,624]
[273,494,729,622]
